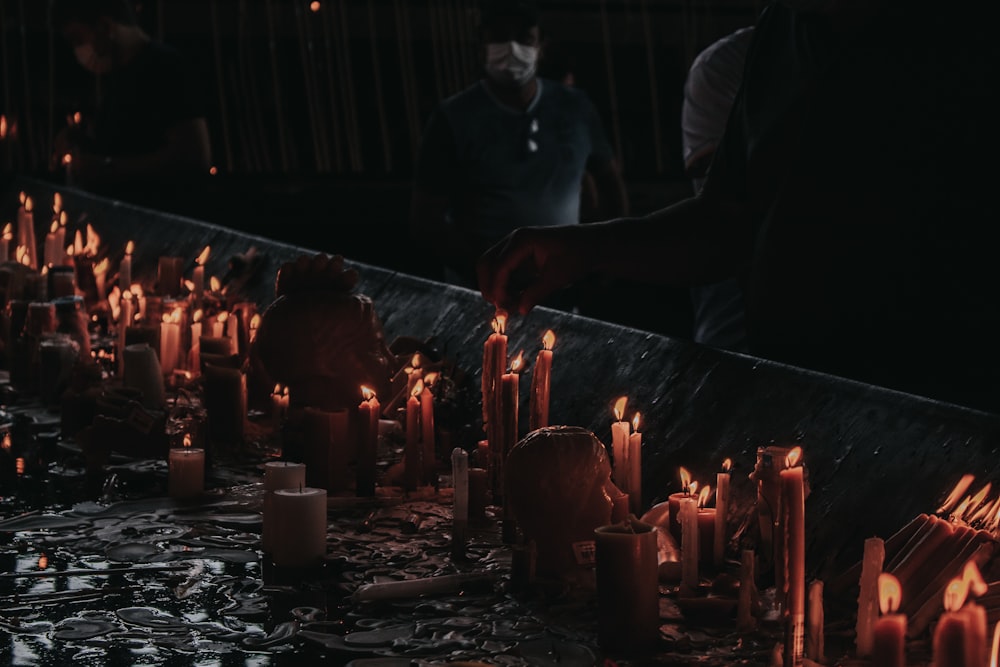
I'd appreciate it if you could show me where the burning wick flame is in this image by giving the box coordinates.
[410,353,422,370]
[192,309,204,324]
[2,223,12,241]
[697,485,712,508]
[424,371,439,386]
[59,211,67,226]
[49,220,59,234]
[632,412,641,432]
[938,473,976,515]
[162,308,183,324]
[878,572,902,615]
[210,276,221,292]
[411,379,424,398]
[23,195,33,212]
[510,350,524,373]
[361,386,375,402]
[196,246,210,266]
[491,309,507,335]
[62,153,72,166]
[722,457,732,473]
[124,240,134,256]
[1,433,11,451]
[15,457,25,475]
[612,396,628,422]
[679,466,691,495]
[16,245,30,266]
[786,446,803,468]
[944,561,988,612]
[183,434,192,448]
[249,313,261,341]
[0,115,6,138]
[542,329,556,350]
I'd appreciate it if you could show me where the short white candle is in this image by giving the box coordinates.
[271,486,327,567]
[262,461,307,554]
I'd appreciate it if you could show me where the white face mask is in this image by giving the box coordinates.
[74,43,113,74]
[485,41,538,88]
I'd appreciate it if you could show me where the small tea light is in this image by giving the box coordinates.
[168,434,205,500]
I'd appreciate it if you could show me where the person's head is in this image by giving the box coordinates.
[479,0,541,89]
[51,0,140,74]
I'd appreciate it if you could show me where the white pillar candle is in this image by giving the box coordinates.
[271,486,327,567]
[680,495,699,593]
[420,378,436,484]
[168,444,205,499]
[610,396,630,493]
[714,458,732,567]
[262,461,306,554]
[159,315,181,375]
[119,241,133,293]
[357,388,379,497]
[627,413,642,515]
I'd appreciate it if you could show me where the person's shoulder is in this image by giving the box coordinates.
[438,81,490,112]
[537,78,596,109]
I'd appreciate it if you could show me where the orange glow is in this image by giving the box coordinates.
[410,353,422,369]
[59,211,67,226]
[125,240,134,255]
[310,0,321,10]
[491,309,508,335]
[542,329,556,350]
[62,153,72,166]
[0,115,6,138]
[49,220,59,234]
[19,191,25,205]
[37,553,48,570]
[2,223,12,241]
[23,196,33,212]
[723,457,732,473]
[196,245,211,266]
[192,309,204,323]
[937,473,976,515]
[878,573,902,615]
[162,308,183,324]
[93,257,109,275]
[16,245,30,265]
[679,466,691,493]
[424,371,439,386]
[217,311,229,324]
[1,433,10,451]
[53,192,62,213]
[249,313,261,341]
[966,483,993,519]
[991,620,1000,667]
[361,386,376,401]
[632,412,641,432]
[612,396,628,421]
[210,276,221,292]
[786,446,802,468]
[183,433,192,448]
[697,485,712,508]
[944,577,969,613]
[85,224,100,255]
[411,379,424,398]
[689,480,699,496]
[510,350,524,373]
[15,457,25,475]
[70,111,81,125]
[209,166,218,175]
[962,560,988,598]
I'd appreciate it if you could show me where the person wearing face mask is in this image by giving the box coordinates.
[409,0,628,307]
[478,0,1000,413]
[48,0,212,215]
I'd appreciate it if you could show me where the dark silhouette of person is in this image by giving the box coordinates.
[49,0,212,215]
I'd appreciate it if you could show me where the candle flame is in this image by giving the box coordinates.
[183,433,192,448]
[217,311,229,323]
[991,620,1000,667]
[59,211,67,226]
[249,313,261,330]
[689,480,699,496]
[85,224,100,255]
[412,379,425,398]
[542,329,556,350]
[38,553,48,570]
[71,111,81,125]
[2,433,11,451]
[125,240,134,255]
[878,573,902,615]
[94,257,110,275]
[944,576,970,612]
[937,473,976,515]
[424,371,439,386]
[722,457,732,473]
[962,560,988,598]
[53,192,62,213]
[2,223,11,241]
[62,153,72,166]
[786,446,803,468]
[16,457,25,475]
[510,350,524,373]
[310,0,321,11]
[19,190,25,205]
[410,352,422,369]
[162,307,183,324]
[962,483,993,523]
[697,485,712,508]
[361,385,376,401]
[679,466,691,493]
[16,245,30,265]
[193,308,204,323]
[196,245,211,265]
[632,412,641,432]
[24,196,33,212]
[612,396,628,421]
[49,219,59,234]
[210,275,221,292]
[0,115,6,138]
[273,383,282,395]
[491,309,507,335]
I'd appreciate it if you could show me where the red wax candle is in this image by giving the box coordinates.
[872,573,906,667]
[780,448,806,666]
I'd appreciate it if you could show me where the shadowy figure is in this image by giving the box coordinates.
[410,0,628,311]
[477,1,1000,412]
[48,0,212,215]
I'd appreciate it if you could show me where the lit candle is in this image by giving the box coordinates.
[628,411,642,515]
[668,466,694,545]
[933,561,989,667]
[714,457,732,567]
[498,351,523,520]
[44,219,60,267]
[680,495,699,594]
[159,307,182,375]
[528,329,555,431]
[420,372,436,484]
[872,573,905,667]
[482,309,507,500]
[226,309,241,357]
[93,257,109,303]
[168,434,205,500]
[54,211,67,266]
[856,537,885,657]
[990,619,1000,667]
[119,240,133,292]
[193,245,210,305]
[212,311,228,340]
[0,222,12,263]
[271,383,290,429]
[261,461,306,554]
[357,386,379,497]
[452,447,469,557]
[188,309,203,374]
[270,486,327,568]
[610,396,630,494]
[16,193,36,269]
[404,380,422,491]
[780,446,806,666]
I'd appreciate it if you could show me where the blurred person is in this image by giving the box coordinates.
[477,1,1000,412]
[409,0,627,310]
[48,0,212,214]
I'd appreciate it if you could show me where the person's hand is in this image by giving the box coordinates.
[476,225,591,315]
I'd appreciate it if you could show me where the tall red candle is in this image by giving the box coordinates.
[528,329,554,431]
[357,386,379,497]
[780,447,805,667]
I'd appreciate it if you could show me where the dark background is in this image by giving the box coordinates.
[0,0,764,335]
